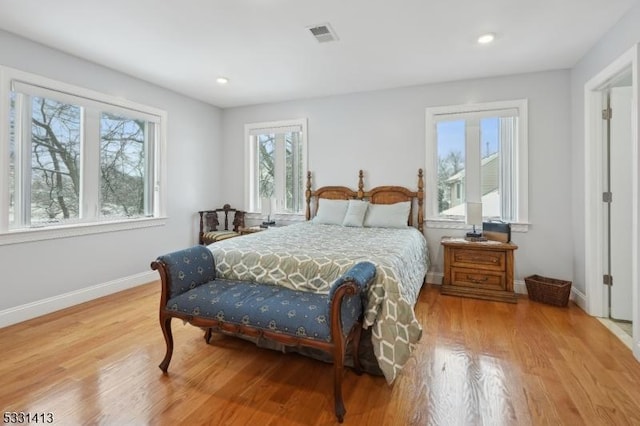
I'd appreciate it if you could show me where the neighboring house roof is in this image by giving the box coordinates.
[440,189,501,217]
[445,152,499,184]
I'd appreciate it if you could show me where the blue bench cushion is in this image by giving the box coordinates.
[167,279,361,342]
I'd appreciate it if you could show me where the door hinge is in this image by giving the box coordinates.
[602,192,613,203]
[603,274,613,286]
[602,108,612,120]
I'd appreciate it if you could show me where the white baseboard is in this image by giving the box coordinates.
[426,271,443,285]
[0,271,157,328]
[1,270,588,329]
[570,286,587,310]
[514,279,527,295]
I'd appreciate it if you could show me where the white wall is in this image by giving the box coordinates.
[6,0,637,323]
[0,30,223,320]
[221,70,574,285]
[571,2,640,295]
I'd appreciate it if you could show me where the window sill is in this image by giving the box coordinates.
[426,218,529,233]
[245,212,306,226]
[0,217,167,246]
[247,212,306,220]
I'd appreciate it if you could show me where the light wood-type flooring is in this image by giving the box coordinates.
[1,282,639,425]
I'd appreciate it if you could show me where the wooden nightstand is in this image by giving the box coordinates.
[440,237,518,303]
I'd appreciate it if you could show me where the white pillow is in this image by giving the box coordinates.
[363,201,411,228]
[312,199,349,225]
[342,200,369,227]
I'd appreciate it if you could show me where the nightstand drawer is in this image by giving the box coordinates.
[451,248,505,271]
[451,268,506,291]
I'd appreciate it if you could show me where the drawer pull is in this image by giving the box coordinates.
[467,275,489,284]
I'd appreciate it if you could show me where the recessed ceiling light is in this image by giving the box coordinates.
[216,77,229,85]
[477,33,495,44]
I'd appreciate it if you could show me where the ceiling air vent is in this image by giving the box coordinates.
[307,23,339,43]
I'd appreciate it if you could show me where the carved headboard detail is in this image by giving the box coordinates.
[305,169,424,233]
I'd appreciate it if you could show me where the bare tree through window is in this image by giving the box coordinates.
[30,97,81,223]
[100,113,146,218]
[257,131,303,213]
[9,95,153,227]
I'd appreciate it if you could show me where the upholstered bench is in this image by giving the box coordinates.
[151,245,376,423]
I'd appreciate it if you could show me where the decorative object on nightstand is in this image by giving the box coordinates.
[440,237,518,303]
[483,220,511,243]
[260,197,276,228]
[465,202,484,240]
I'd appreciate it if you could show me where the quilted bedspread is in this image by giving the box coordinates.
[208,222,428,383]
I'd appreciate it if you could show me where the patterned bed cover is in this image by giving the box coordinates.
[208,222,429,383]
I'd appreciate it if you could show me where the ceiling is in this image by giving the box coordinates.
[0,0,637,108]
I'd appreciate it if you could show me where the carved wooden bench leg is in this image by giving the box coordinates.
[351,322,363,376]
[204,328,213,344]
[159,314,173,373]
[333,333,347,423]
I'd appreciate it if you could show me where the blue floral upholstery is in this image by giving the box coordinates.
[330,261,377,333]
[163,260,375,342]
[156,245,217,299]
[153,247,375,423]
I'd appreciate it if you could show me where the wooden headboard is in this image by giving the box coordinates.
[305,169,424,233]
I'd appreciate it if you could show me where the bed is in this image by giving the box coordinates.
[207,169,428,383]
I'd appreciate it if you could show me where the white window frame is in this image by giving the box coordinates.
[425,99,529,232]
[244,118,308,215]
[0,66,167,245]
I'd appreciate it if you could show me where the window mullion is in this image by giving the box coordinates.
[17,94,32,227]
[145,122,155,217]
[499,117,516,220]
[248,135,257,212]
[465,119,482,205]
[82,109,100,219]
[0,93,7,232]
[291,132,299,212]
[274,133,286,213]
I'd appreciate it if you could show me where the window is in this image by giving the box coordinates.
[425,100,528,227]
[245,119,307,214]
[0,66,166,241]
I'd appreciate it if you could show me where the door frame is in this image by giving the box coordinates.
[584,43,639,360]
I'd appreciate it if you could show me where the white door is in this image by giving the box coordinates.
[609,86,633,321]
[585,44,640,361]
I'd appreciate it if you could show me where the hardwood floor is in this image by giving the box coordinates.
[1,282,639,425]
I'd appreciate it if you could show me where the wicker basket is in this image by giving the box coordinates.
[524,275,572,307]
